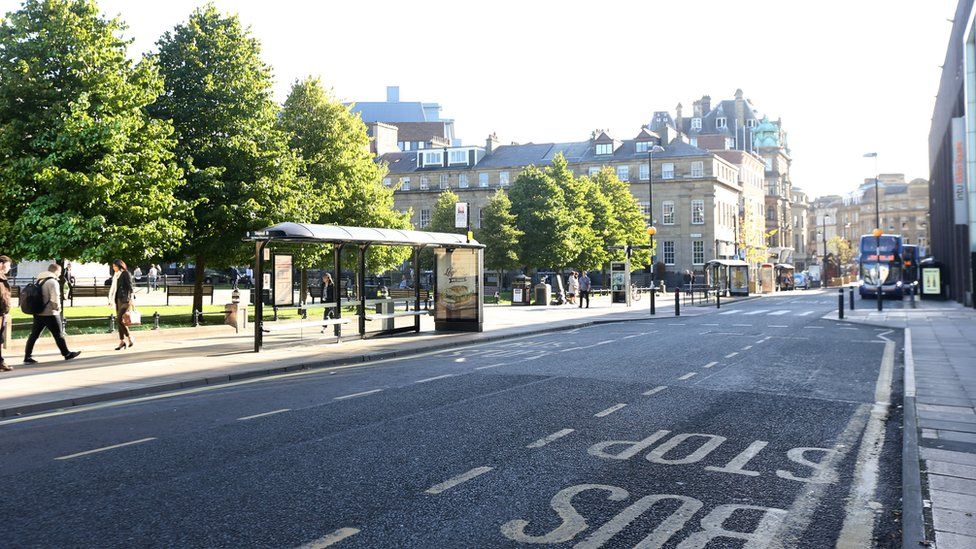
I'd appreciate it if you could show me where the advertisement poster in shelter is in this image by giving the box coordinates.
[273,254,293,306]
[435,249,478,322]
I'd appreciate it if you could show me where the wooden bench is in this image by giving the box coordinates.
[387,288,432,308]
[68,285,111,306]
[166,284,214,306]
[364,310,431,321]
[10,286,19,299]
[261,317,351,333]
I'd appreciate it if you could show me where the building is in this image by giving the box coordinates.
[791,188,811,269]
[930,0,975,305]
[351,86,458,154]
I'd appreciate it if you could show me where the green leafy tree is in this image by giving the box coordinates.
[0,0,185,265]
[828,235,855,265]
[551,155,603,271]
[508,165,575,269]
[150,4,307,312]
[477,189,522,280]
[428,190,465,234]
[593,167,651,268]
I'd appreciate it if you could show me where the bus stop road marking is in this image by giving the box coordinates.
[334,389,382,400]
[526,429,575,449]
[294,528,361,549]
[415,374,455,384]
[703,362,718,369]
[595,404,627,417]
[643,386,668,396]
[678,372,698,381]
[425,467,494,495]
[725,352,739,358]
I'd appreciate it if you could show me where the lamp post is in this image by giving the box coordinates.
[822,213,830,283]
[647,226,656,315]
[646,144,665,300]
[865,152,882,311]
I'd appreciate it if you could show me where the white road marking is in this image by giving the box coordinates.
[840,327,858,331]
[702,323,719,326]
[719,310,742,315]
[798,311,815,316]
[595,404,627,417]
[526,429,575,448]
[725,352,738,358]
[55,437,157,460]
[622,334,639,339]
[678,372,698,380]
[643,385,668,396]
[475,363,507,370]
[425,466,494,494]
[668,323,686,326]
[768,310,789,316]
[703,361,718,369]
[744,310,768,315]
[334,389,382,400]
[741,345,753,350]
[416,374,455,383]
[805,326,824,329]
[768,325,789,328]
[732,323,752,327]
[295,528,361,549]
[237,409,290,421]
[453,357,466,362]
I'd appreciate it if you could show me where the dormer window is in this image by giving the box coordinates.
[636,141,656,153]
[746,119,757,128]
[691,118,702,130]
[716,117,727,129]
[423,151,443,166]
[449,150,468,165]
[595,143,613,155]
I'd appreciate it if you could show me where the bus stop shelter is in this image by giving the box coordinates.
[246,222,484,352]
[705,259,750,296]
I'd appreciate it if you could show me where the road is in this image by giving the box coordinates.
[0,289,904,548]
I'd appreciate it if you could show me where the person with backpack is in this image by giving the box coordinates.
[108,260,135,350]
[23,263,80,364]
[0,255,12,371]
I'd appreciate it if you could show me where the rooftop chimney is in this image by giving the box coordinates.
[701,95,711,114]
[386,86,400,103]
[485,132,501,155]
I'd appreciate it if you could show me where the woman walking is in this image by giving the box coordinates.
[566,271,579,305]
[321,272,336,319]
[108,260,135,350]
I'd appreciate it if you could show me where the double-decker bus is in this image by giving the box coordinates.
[859,234,904,298]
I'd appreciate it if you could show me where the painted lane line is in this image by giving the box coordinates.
[768,325,789,328]
[805,326,824,329]
[334,389,382,400]
[702,323,720,326]
[526,429,576,449]
[237,409,290,421]
[732,323,752,327]
[595,403,627,417]
[703,361,718,369]
[743,309,769,315]
[475,363,507,370]
[55,437,157,461]
[768,310,790,316]
[798,311,815,316]
[425,466,494,495]
[415,374,455,383]
[295,528,361,549]
[678,372,697,381]
[642,385,668,396]
[724,352,738,358]
[668,323,686,326]
[719,309,742,315]
[741,345,753,351]
[840,327,858,331]
[622,334,639,339]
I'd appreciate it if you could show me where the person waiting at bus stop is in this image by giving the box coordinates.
[578,271,591,309]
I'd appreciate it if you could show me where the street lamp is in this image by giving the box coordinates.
[647,226,656,315]
[872,227,883,311]
[865,152,882,311]
[646,143,665,301]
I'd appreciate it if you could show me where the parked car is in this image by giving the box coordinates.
[794,272,809,290]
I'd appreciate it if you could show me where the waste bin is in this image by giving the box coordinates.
[375,300,395,331]
[512,275,532,306]
[919,258,949,300]
[225,290,247,333]
[534,282,552,306]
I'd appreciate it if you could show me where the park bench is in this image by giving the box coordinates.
[68,285,111,306]
[387,288,432,308]
[261,316,351,334]
[166,284,214,306]
[10,286,19,299]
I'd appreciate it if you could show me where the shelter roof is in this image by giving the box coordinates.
[247,222,483,248]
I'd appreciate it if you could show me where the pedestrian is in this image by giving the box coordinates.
[147,264,158,292]
[229,267,240,291]
[244,266,254,289]
[566,271,579,305]
[321,272,336,320]
[108,259,135,351]
[132,265,143,285]
[0,255,12,371]
[23,263,81,364]
[578,270,591,309]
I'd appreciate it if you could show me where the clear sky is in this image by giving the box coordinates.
[0,0,959,198]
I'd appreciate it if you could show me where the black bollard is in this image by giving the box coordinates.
[107,314,115,333]
[911,284,917,309]
[849,287,855,310]
[272,305,279,322]
[716,290,721,309]
[650,283,656,315]
[838,288,844,319]
[877,284,882,312]
[152,311,160,330]
[674,288,681,317]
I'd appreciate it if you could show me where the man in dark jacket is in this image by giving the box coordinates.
[0,255,12,371]
[23,263,81,364]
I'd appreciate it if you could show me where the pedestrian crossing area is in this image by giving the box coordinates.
[718,308,820,318]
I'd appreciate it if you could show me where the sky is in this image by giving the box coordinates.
[0,0,960,198]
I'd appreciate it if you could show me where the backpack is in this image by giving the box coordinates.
[20,279,48,315]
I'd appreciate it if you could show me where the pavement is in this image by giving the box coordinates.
[0,289,903,547]
[0,291,731,418]
[835,296,976,548]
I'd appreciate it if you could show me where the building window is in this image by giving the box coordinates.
[691,199,704,224]
[588,166,600,176]
[479,173,489,187]
[746,119,757,128]
[449,150,468,164]
[639,201,650,221]
[663,201,675,225]
[716,117,727,129]
[764,158,773,171]
[382,177,391,187]
[662,241,675,265]
[423,151,443,166]
[691,118,702,130]
[397,141,404,151]
[690,137,697,147]
[661,163,674,179]
[399,177,410,191]
[417,141,425,149]
[693,240,705,265]
[691,161,704,178]
[639,164,649,181]
[595,143,613,155]
[637,141,657,153]
[500,171,510,186]
[459,173,469,188]
[420,209,430,228]
[616,165,629,181]
[725,138,734,149]
[478,208,484,228]
[420,176,429,190]
[439,174,449,189]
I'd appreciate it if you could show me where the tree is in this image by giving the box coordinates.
[828,235,855,265]
[477,190,522,280]
[551,155,603,271]
[596,168,651,268]
[150,4,307,313]
[428,190,464,235]
[508,165,576,269]
[277,77,410,273]
[0,0,185,264]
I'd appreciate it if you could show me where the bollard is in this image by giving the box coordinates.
[911,284,917,309]
[300,307,308,319]
[838,288,844,319]
[650,283,656,315]
[849,287,854,311]
[272,305,279,322]
[674,288,681,317]
[152,311,160,330]
[107,314,115,333]
[192,309,200,327]
[716,290,721,309]
[877,284,882,312]
[61,317,68,333]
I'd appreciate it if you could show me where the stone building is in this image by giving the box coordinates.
[791,188,811,269]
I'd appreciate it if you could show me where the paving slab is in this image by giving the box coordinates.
[929,473,976,496]
[929,489,976,512]
[927,460,976,480]
[934,530,976,549]
[932,507,976,537]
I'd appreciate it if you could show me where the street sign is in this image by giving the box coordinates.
[455,202,468,229]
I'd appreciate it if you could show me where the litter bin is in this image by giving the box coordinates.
[919,258,949,301]
[224,290,247,333]
[534,282,552,306]
[512,275,532,306]
[375,300,395,331]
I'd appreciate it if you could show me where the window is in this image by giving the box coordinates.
[639,201,650,220]
[595,143,613,155]
[423,151,443,166]
[661,163,674,179]
[420,176,429,190]
[663,201,675,225]
[459,173,469,188]
[716,117,727,129]
[636,141,656,153]
[691,199,704,224]
[420,209,430,228]
[478,208,484,228]
[691,161,704,178]
[662,241,675,265]
[746,119,757,128]
[397,141,404,151]
[479,173,489,187]
[764,158,773,171]
[399,177,410,191]
[691,118,702,130]
[382,177,391,187]
[689,137,697,147]
[439,174,449,189]
[449,150,468,164]
[725,138,734,149]
[500,171,510,186]
[417,141,425,149]
[693,240,705,265]
[616,165,629,181]
[639,164,649,181]
[588,166,600,176]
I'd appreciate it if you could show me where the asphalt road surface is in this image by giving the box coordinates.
[0,289,904,548]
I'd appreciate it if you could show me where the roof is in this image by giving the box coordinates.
[247,222,483,249]
[706,259,749,267]
[350,101,430,123]
[385,121,449,141]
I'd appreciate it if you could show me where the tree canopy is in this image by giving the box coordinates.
[593,167,651,268]
[478,189,522,274]
[508,164,576,270]
[427,190,465,235]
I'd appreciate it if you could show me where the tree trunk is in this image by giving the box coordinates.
[193,254,205,321]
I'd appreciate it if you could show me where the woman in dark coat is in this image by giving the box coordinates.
[321,272,336,319]
[108,259,135,350]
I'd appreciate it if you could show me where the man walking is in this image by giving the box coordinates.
[147,264,158,292]
[24,263,81,364]
[0,255,12,371]
[578,270,591,309]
